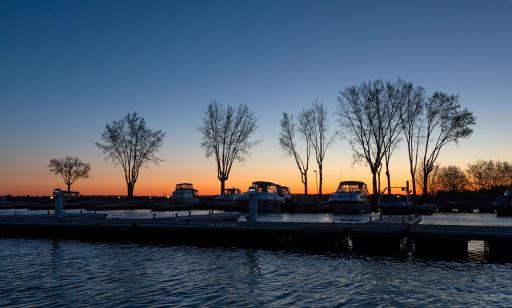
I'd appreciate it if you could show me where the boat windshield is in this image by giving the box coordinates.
[222,188,240,195]
[338,185,362,193]
[176,183,194,190]
[281,187,290,197]
[256,185,278,193]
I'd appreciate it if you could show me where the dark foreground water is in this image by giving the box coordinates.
[1,238,512,307]
[2,212,512,306]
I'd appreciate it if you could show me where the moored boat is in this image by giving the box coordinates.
[170,183,200,205]
[237,181,288,213]
[328,181,370,214]
[494,189,512,216]
[378,194,414,215]
[214,187,241,202]
[214,188,242,211]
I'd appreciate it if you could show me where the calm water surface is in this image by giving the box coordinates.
[1,211,512,306]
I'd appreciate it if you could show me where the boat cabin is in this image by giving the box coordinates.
[171,183,199,204]
[222,188,241,196]
[336,181,368,194]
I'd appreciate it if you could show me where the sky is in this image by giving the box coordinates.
[1,0,511,196]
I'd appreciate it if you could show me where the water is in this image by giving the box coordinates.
[1,212,512,306]
[0,238,511,307]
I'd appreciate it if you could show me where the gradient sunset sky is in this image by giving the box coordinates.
[1,0,511,196]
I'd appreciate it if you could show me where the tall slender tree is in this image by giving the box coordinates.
[337,80,399,195]
[96,112,165,197]
[199,101,258,194]
[382,82,404,194]
[48,155,91,192]
[302,101,335,195]
[279,112,311,194]
[399,82,425,196]
[421,92,476,196]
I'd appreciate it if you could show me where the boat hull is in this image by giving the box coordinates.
[169,198,199,205]
[330,201,370,214]
[380,206,414,215]
[495,206,512,217]
[238,199,283,213]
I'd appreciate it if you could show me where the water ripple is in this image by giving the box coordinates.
[1,238,512,306]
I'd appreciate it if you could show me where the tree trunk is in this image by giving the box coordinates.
[318,165,323,195]
[67,183,71,192]
[127,182,134,198]
[422,170,429,197]
[377,170,381,194]
[220,178,226,195]
[386,168,391,195]
[303,174,308,195]
[411,174,417,196]
[371,170,378,195]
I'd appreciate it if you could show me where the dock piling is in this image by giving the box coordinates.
[248,186,258,223]
[54,188,63,218]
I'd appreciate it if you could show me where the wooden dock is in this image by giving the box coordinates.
[0,213,511,258]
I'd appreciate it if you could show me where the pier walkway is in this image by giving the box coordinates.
[0,213,511,258]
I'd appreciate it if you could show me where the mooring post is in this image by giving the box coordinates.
[248,185,258,223]
[53,188,63,218]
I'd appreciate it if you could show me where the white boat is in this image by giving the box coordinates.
[170,183,200,205]
[214,188,241,202]
[237,181,288,213]
[328,181,370,214]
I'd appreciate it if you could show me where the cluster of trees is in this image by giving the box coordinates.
[278,101,336,195]
[420,160,512,195]
[49,113,166,197]
[338,79,476,196]
[48,78,478,198]
[278,79,476,197]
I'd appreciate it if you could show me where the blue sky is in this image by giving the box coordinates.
[1,0,511,195]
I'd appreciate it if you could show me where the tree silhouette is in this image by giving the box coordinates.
[467,160,512,190]
[279,112,311,194]
[48,156,91,192]
[337,80,401,195]
[96,112,165,197]
[302,101,335,195]
[438,165,468,192]
[421,92,476,196]
[199,101,258,194]
[399,82,425,196]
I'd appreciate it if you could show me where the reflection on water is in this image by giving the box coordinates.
[0,238,511,306]
[1,211,512,305]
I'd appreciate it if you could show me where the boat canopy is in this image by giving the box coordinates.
[251,181,282,193]
[175,183,196,191]
[337,181,366,191]
[222,188,241,195]
[252,181,279,187]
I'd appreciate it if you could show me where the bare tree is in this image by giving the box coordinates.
[382,81,406,194]
[399,82,425,196]
[337,80,401,195]
[96,112,165,197]
[421,92,476,196]
[48,156,91,192]
[279,112,311,194]
[467,160,512,190]
[417,163,441,196]
[437,165,468,192]
[199,101,258,194]
[302,101,335,195]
